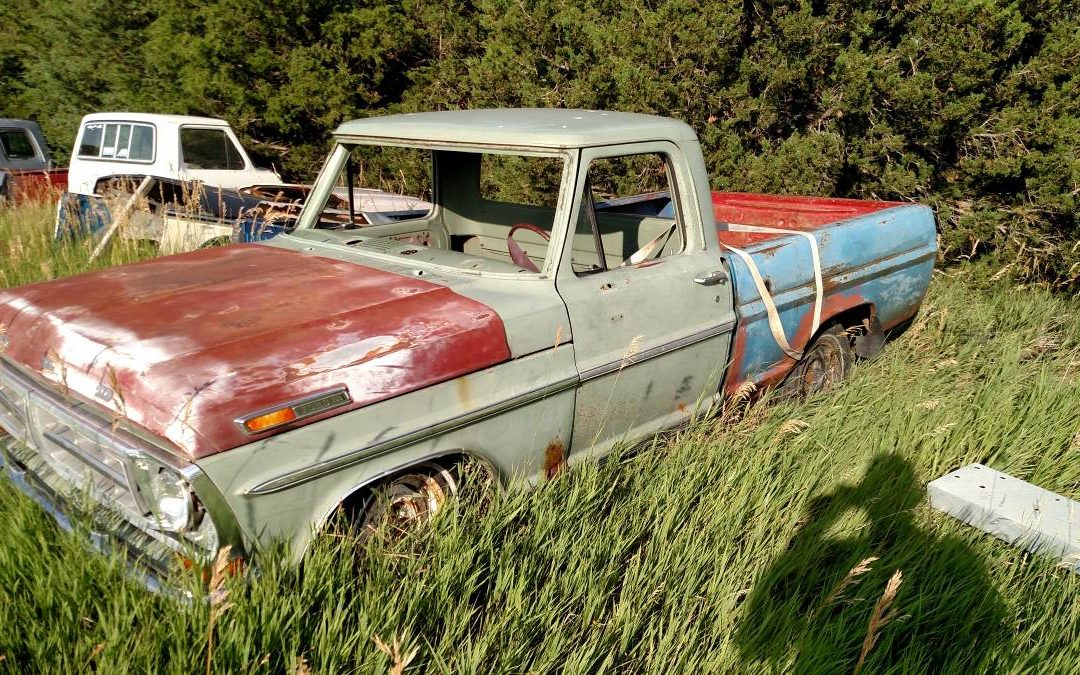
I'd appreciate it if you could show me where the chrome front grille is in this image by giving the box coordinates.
[0,362,146,520]
[27,394,144,516]
[0,359,240,583]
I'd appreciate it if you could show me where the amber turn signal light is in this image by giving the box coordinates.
[242,407,297,433]
[236,386,352,435]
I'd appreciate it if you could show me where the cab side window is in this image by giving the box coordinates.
[180,128,246,170]
[0,129,36,160]
[571,152,684,275]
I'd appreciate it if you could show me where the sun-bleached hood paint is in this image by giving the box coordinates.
[0,245,510,458]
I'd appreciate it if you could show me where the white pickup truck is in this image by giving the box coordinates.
[58,112,293,252]
[67,112,282,195]
[58,112,430,253]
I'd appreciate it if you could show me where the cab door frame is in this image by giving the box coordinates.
[554,141,737,461]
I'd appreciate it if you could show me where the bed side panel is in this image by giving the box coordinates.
[723,204,936,393]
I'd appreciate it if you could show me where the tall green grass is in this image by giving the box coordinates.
[0,202,158,288]
[2,205,1080,673]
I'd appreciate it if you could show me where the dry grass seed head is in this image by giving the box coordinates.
[772,418,809,444]
[107,367,127,433]
[930,357,959,372]
[1021,333,1062,361]
[620,335,643,368]
[85,643,105,668]
[206,546,235,675]
[373,635,419,675]
[854,570,903,675]
[809,556,878,620]
[731,380,757,405]
[208,545,234,611]
[293,656,313,675]
[718,381,758,426]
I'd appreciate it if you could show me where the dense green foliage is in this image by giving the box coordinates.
[4,205,1080,672]
[3,1,1078,283]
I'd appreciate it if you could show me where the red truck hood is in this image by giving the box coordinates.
[0,245,510,458]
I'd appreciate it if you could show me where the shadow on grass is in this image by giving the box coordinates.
[736,453,1004,672]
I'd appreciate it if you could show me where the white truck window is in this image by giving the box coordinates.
[130,125,154,160]
[180,128,246,170]
[78,122,155,161]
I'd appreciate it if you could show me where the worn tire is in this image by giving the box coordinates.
[355,461,460,538]
[779,324,854,399]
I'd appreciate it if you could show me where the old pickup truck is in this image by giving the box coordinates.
[0,109,936,586]
[0,119,68,205]
[58,112,302,252]
[56,112,431,253]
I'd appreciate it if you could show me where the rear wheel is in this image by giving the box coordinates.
[779,324,854,399]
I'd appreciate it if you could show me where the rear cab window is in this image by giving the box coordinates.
[79,122,155,161]
[180,127,246,170]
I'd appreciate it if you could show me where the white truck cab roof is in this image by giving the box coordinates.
[79,112,234,127]
[68,112,283,195]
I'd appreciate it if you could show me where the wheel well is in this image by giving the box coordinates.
[824,303,875,332]
[822,302,884,359]
[330,451,495,527]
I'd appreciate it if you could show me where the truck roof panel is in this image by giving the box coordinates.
[80,112,231,127]
[333,108,699,148]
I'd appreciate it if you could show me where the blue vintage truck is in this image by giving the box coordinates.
[0,109,936,586]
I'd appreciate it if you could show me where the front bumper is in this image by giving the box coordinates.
[0,357,247,594]
[0,432,247,596]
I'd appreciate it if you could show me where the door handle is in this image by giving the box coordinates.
[694,270,729,286]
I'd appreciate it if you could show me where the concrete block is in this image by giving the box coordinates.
[927,463,1080,572]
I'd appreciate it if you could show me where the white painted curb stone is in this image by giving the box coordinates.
[928,463,1080,572]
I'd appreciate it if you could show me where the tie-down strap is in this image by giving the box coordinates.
[719,223,823,361]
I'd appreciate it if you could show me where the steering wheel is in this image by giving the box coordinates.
[507,222,550,272]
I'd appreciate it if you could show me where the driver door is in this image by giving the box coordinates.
[555,142,737,460]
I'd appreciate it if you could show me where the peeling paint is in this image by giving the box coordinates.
[0,245,511,458]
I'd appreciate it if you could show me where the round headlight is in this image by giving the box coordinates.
[133,459,195,532]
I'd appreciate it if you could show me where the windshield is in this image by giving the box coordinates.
[297,143,569,275]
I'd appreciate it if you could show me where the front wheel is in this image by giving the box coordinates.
[356,462,459,537]
[779,324,854,399]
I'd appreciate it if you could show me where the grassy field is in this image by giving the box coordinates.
[2,203,1080,673]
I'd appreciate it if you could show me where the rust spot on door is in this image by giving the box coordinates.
[543,439,566,479]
